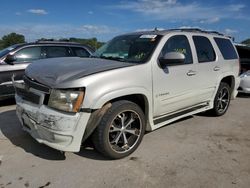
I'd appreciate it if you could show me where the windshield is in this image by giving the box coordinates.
[0,44,22,58]
[93,34,162,63]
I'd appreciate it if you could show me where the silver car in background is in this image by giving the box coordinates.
[235,44,250,94]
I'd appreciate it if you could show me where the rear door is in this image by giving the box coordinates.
[190,35,220,102]
[44,46,71,58]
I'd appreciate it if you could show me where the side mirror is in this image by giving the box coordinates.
[4,54,17,65]
[159,52,185,69]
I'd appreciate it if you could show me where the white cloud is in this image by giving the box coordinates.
[135,28,164,32]
[200,17,220,24]
[227,4,245,12]
[27,9,48,15]
[224,28,238,35]
[88,11,94,15]
[0,24,119,41]
[113,0,246,22]
[179,26,202,29]
[77,24,118,34]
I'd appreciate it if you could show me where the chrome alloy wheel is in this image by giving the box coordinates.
[108,110,142,153]
[216,86,230,113]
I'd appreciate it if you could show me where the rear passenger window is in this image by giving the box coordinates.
[161,35,193,65]
[45,46,70,58]
[71,47,90,57]
[193,36,216,63]
[214,38,238,60]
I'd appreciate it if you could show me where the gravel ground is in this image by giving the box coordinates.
[0,95,250,188]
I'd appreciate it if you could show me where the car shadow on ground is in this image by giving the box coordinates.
[0,98,16,107]
[0,109,109,161]
[77,142,110,161]
[237,93,250,98]
[0,109,66,160]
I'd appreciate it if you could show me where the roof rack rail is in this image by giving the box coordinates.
[35,40,80,44]
[204,30,224,36]
[168,28,227,37]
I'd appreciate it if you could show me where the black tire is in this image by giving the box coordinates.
[92,100,145,159]
[211,82,231,116]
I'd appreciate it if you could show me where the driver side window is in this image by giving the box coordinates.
[15,47,42,63]
[161,35,193,65]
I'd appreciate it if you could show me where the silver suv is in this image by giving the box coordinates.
[13,29,240,159]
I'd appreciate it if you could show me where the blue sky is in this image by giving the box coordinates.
[0,0,249,42]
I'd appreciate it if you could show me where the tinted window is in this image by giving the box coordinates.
[71,47,90,57]
[193,36,216,63]
[45,46,70,58]
[15,47,42,62]
[161,35,193,65]
[214,38,238,60]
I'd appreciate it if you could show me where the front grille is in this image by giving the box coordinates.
[23,76,50,93]
[16,87,41,104]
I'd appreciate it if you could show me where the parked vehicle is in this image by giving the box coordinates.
[0,41,94,100]
[13,29,240,159]
[235,44,250,93]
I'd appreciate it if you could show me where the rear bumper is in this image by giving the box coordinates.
[16,95,91,152]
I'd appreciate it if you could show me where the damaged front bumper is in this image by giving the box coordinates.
[14,81,91,152]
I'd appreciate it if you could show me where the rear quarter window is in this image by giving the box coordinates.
[214,38,238,60]
[71,47,90,57]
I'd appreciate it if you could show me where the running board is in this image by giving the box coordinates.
[153,103,209,125]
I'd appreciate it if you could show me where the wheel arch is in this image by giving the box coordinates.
[220,75,235,94]
[82,89,153,142]
[95,92,153,131]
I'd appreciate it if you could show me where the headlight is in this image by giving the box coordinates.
[48,89,84,112]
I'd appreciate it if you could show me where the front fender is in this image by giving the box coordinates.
[90,87,154,131]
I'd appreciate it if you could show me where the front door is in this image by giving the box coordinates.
[152,34,201,118]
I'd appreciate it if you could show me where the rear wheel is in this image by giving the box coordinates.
[92,100,145,159]
[211,82,231,116]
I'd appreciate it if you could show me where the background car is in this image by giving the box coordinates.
[0,41,94,100]
[235,44,250,94]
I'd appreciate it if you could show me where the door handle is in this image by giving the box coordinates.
[213,66,220,71]
[187,70,196,76]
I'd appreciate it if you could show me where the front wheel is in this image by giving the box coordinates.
[92,100,145,159]
[211,82,231,116]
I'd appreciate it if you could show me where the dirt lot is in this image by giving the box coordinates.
[0,95,250,188]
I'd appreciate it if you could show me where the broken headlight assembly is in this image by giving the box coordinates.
[48,89,84,113]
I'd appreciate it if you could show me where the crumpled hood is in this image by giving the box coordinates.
[25,57,134,87]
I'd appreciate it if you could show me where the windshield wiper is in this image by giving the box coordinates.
[99,55,126,62]
[90,55,98,58]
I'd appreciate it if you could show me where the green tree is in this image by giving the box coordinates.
[241,38,250,45]
[68,37,105,50]
[36,37,104,50]
[1,33,25,49]
[0,39,3,50]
